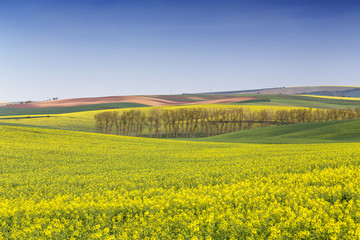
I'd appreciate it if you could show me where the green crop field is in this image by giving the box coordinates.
[1,125,360,239]
[0,102,148,116]
[190,119,360,144]
[230,94,360,109]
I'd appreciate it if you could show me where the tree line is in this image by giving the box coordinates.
[94,107,360,138]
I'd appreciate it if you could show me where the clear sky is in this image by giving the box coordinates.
[1,0,360,101]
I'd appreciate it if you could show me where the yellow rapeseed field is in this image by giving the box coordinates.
[1,125,360,239]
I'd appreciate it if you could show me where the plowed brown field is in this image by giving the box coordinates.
[7,95,258,108]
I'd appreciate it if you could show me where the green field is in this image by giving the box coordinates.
[190,119,360,144]
[0,102,148,116]
[1,125,360,239]
[231,94,360,109]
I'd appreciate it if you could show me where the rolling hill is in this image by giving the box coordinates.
[186,86,360,97]
[0,95,257,116]
[2,86,360,238]
[1,124,360,238]
[1,86,360,117]
[1,93,360,117]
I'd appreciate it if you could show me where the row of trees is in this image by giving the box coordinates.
[95,107,360,138]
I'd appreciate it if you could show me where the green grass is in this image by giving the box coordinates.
[190,119,360,144]
[0,102,148,116]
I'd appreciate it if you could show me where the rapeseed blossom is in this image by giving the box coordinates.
[0,126,360,239]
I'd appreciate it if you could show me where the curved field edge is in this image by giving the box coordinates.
[1,125,360,239]
[187,119,360,144]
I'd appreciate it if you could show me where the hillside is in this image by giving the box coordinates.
[186,86,360,97]
[0,95,257,116]
[2,86,360,117]
[1,125,360,238]
[192,119,360,144]
[2,93,360,117]
[2,95,257,109]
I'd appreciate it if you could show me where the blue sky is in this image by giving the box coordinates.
[1,0,360,101]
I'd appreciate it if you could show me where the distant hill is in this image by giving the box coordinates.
[0,95,257,116]
[185,86,360,97]
[1,86,360,117]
